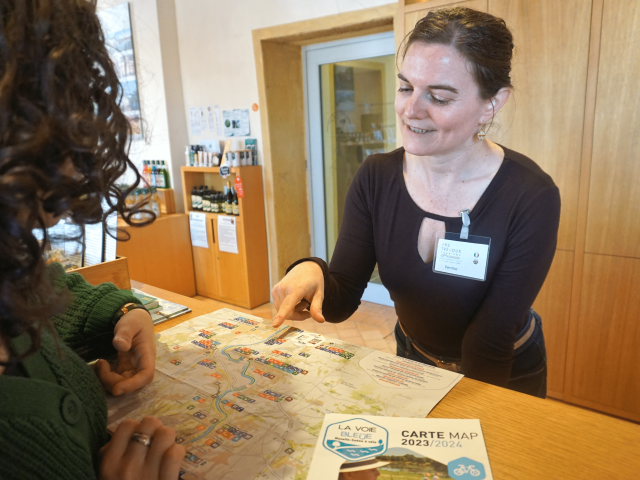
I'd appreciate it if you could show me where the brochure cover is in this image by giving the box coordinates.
[308,414,492,480]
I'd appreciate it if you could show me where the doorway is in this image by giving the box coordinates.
[304,32,396,307]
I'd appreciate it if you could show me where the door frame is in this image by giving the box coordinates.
[252,5,396,288]
[303,32,396,307]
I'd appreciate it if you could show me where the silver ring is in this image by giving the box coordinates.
[131,432,152,447]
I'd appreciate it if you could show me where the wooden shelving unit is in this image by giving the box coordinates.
[180,165,270,309]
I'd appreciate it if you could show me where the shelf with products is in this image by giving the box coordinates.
[180,165,269,309]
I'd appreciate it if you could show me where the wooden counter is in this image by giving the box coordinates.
[136,283,640,479]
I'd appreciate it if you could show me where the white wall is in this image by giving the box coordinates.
[174,0,396,162]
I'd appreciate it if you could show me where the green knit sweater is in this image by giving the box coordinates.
[0,263,139,479]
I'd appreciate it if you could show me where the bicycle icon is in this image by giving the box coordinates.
[448,457,486,479]
[453,464,481,476]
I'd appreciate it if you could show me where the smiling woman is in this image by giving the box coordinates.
[271,7,560,399]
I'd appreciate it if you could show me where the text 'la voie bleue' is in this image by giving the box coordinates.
[337,424,478,441]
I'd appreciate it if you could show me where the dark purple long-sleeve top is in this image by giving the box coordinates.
[289,147,560,387]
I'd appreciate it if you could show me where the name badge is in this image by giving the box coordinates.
[432,231,491,281]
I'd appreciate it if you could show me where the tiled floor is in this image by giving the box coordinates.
[193,296,398,355]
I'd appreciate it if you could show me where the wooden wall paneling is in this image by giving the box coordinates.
[238,167,271,308]
[260,40,310,282]
[531,250,574,398]
[116,214,196,297]
[585,0,640,257]
[403,0,485,14]
[403,0,487,38]
[488,0,592,252]
[563,0,604,404]
[569,254,640,422]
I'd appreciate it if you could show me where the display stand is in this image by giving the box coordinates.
[181,166,270,309]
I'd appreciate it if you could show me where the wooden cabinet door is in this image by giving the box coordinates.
[193,216,220,299]
[488,0,592,252]
[213,216,250,307]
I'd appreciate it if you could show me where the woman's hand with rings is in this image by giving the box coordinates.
[271,261,325,327]
[100,416,185,480]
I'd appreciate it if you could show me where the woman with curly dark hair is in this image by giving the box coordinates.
[0,0,184,478]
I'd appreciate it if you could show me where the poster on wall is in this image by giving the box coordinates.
[189,107,201,136]
[97,3,143,141]
[222,109,250,136]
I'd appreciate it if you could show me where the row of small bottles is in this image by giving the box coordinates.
[191,182,239,216]
[124,187,162,219]
[186,145,221,167]
[142,160,171,189]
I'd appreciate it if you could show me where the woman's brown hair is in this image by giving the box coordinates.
[0,0,151,362]
[400,7,514,100]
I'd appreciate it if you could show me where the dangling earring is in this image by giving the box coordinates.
[477,128,486,141]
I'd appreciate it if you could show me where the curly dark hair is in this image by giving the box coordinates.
[0,0,152,363]
[400,7,514,100]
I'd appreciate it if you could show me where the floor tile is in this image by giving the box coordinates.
[360,330,385,341]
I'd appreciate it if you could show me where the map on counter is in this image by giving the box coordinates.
[107,308,463,480]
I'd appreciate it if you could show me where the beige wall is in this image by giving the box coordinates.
[173,1,396,155]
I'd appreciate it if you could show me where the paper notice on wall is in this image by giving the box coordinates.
[218,215,238,254]
[222,109,250,136]
[214,105,223,136]
[189,212,208,249]
[199,107,207,132]
[189,107,201,136]
[207,105,215,132]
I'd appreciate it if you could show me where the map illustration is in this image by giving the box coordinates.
[107,309,463,480]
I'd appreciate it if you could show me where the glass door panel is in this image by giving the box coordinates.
[305,33,395,306]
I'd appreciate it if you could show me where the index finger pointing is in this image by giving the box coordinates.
[272,294,303,328]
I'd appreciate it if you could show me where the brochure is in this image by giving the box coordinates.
[131,288,191,325]
[308,414,492,480]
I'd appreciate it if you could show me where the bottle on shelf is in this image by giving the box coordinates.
[212,192,219,214]
[150,161,157,187]
[202,186,211,213]
[142,160,150,185]
[155,161,166,188]
[160,160,171,188]
[191,186,198,210]
[132,188,143,221]
[190,146,196,166]
[197,185,205,210]
[185,146,191,166]
[211,191,219,213]
[150,187,162,218]
[232,187,239,216]
[225,182,233,215]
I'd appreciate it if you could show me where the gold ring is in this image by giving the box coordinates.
[131,432,152,447]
